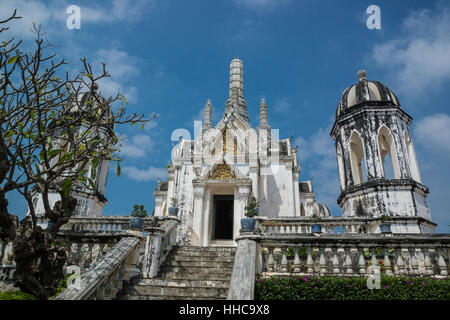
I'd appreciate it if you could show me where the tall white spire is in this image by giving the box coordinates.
[229,58,244,103]
[226,57,248,122]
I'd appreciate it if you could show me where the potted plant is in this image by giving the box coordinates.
[130,205,147,230]
[379,215,392,233]
[241,197,259,232]
[168,197,179,216]
[310,214,322,233]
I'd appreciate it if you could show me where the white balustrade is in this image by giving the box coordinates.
[257,240,449,279]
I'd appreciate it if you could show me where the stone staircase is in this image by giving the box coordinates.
[119,246,236,300]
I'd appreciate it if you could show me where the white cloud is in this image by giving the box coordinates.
[122,165,167,182]
[79,0,153,24]
[414,113,450,157]
[95,48,141,103]
[231,0,291,11]
[0,0,151,39]
[120,134,155,159]
[368,4,450,96]
[0,0,52,39]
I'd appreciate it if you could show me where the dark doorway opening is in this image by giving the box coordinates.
[212,195,234,240]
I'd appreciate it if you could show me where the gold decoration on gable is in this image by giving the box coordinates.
[211,163,235,180]
[223,130,237,155]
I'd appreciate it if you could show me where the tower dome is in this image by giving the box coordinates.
[336,70,400,118]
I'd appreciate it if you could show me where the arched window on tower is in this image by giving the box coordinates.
[378,126,400,179]
[300,202,305,216]
[404,130,421,182]
[336,142,346,190]
[349,131,366,185]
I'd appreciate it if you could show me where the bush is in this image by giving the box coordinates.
[0,291,37,300]
[255,275,450,300]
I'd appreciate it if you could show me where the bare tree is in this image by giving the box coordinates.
[0,11,156,299]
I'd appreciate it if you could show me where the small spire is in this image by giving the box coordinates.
[259,98,270,129]
[203,99,212,130]
[357,70,367,81]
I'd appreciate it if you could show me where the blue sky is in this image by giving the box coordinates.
[2,0,449,232]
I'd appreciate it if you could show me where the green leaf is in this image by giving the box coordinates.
[61,179,72,197]
[48,149,60,158]
[59,151,73,163]
[141,122,145,130]
[7,56,18,64]
[91,158,99,180]
[116,162,121,177]
[5,130,15,138]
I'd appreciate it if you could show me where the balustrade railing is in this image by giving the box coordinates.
[256,216,434,235]
[54,237,141,300]
[59,216,154,234]
[142,216,180,278]
[256,235,450,277]
[257,217,375,235]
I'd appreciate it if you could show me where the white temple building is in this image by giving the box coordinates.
[153,58,329,246]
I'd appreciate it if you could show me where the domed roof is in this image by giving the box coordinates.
[312,202,330,217]
[336,70,400,118]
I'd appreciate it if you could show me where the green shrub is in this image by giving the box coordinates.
[255,275,450,300]
[0,291,37,300]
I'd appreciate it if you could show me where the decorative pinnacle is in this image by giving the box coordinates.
[259,98,270,129]
[203,99,212,129]
[357,70,367,81]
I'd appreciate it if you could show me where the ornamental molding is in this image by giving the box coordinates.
[196,156,247,182]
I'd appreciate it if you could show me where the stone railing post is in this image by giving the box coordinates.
[396,248,406,275]
[306,247,314,274]
[408,248,419,276]
[345,247,353,275]
[319,247,327,275]
[358,247,366,275]
[332,247,340,274]
[384,248,393,276]
[281,247,288,272]
[436,248,448,276]
[228,237,258,300]
[423,248,434,276]
[267,247,274,272]
[148,228,165,278]
[141,233,152,278]
[294,247,301,273]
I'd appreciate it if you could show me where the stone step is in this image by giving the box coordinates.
[121,246,236,300]
[160,272,232,281]
[128,284,228,298]
[166,255,234,265]
[136,278,230,288]
[164,260,235,268]
[160,265,233,275]
[174,246,236,253]
[172,251,236,259]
